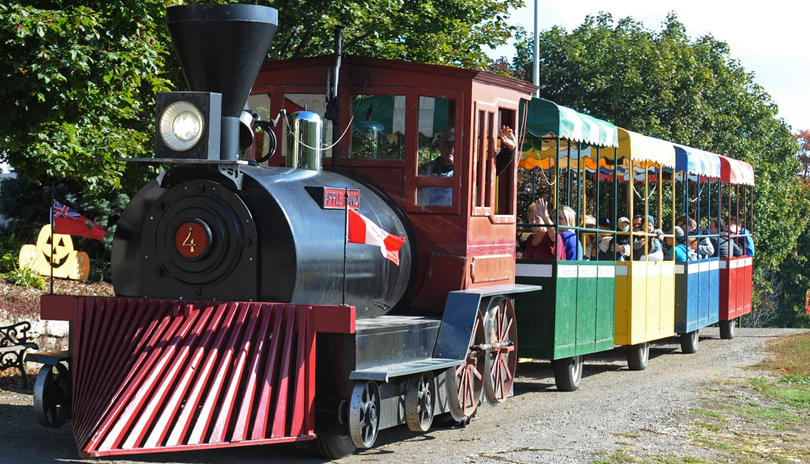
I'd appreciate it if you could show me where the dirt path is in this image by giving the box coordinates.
[0,327,805,464]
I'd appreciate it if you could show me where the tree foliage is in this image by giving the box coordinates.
[0,1,173,194]
[266,0,522,68]
[797,129,810,179]
[512,12,808,321]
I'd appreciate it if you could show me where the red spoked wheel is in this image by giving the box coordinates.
[446,312,486,422]
[483,296,517,405]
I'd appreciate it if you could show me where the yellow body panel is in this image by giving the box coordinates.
[614,261,675,345]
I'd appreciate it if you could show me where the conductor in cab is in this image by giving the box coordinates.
[419,126,517,206]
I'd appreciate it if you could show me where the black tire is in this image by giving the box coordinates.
[626,342,649,371]
[680,330,699,354]
[306,433,356,460]
[552,355,583,392]
[33,362,72,428]
[720,320,735,339]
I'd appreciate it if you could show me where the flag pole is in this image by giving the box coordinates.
[342,187,349,306]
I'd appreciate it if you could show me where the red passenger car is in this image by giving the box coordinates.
[717,155,755,338]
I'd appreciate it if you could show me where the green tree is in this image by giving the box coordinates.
[797,129,810,179]
[512,12,808,323]
[0,1,173,194]
[770,216,810,328]
[268,0,522,68]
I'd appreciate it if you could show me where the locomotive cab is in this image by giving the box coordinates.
[252,56,537,312]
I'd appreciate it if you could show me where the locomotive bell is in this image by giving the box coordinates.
[159,4,278,161]
[287,111,323,170]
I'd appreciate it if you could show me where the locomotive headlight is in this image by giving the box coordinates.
[160,101,204,151]
[154,91,221,160]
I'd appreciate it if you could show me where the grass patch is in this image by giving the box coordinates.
[596,332,810,464]
[682,331,810,464]
[612,431,641,439]
[691,408,724,420]
[755,332,810,378]
[593,453,711,464]
[593,451,638,463]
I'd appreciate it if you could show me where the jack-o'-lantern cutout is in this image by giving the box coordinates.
[19,225,90,280]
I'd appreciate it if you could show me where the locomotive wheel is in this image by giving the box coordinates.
[405,372,436,432]
[33,362,71,428]
[307,433,356,459]
[446,312,486,422]
[348,380,380,449]
[680,330,699,354]
[720,320,735,339]
[483,297,517,405]
[626,342,650,371]
[552,355,583,392]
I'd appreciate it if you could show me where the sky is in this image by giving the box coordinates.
[488,0,809,133]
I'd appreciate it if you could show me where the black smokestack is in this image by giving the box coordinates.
[167,4,278,161]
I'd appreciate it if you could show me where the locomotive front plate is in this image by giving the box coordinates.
[174,220,212,259]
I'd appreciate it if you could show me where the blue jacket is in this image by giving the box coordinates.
[559,230,583,261]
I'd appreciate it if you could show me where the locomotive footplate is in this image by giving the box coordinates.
[337,315,457,436]
[349,358,461,382]
[353,315,446,376]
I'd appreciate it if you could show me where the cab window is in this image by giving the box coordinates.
[350,95,406,159]
[416,96,456,206]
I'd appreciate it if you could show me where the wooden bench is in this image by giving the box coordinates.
[0,321,39,388]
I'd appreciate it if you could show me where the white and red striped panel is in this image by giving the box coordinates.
[67,298,338,457]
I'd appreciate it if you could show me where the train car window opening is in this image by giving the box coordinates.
[416,96,456,207]
[473,109,495,211]
[671,144,723,262]
[279,93,332,162]
[350,95,406,160]
[495,108,516,217]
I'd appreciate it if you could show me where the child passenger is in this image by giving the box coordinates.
[557,205,583,261]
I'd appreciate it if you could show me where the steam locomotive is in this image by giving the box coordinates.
[34,3,538,459]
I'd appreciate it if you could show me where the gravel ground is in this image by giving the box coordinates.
[0,327,806,464]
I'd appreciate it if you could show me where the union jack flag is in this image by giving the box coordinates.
[51,200,107,241]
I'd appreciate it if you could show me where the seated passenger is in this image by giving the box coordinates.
[675,214,714,258]
[634,215,663,261]
[614,216,632,260]
[522,198,565,260]
[710,218,743,258]
[665,226,691,262]
[728,218,755,257]
[515,216,527,259]
[557,205,583,261]
[596,217,622,261]
[418,129,455,205]
[582,214,597,260]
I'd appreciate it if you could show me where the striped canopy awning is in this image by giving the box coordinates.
[519,97,619,170]
[719,154,755,186]
[673,144,721,178]
[617,128,676,168]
